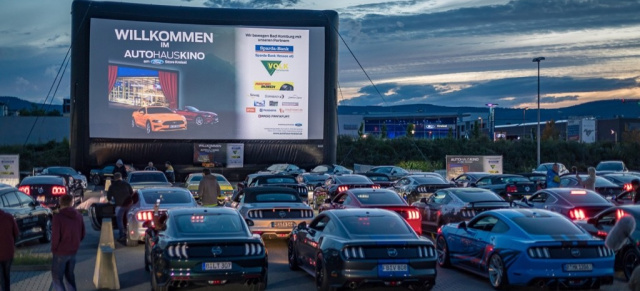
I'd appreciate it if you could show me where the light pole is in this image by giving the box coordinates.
[478,117,483,134]
[522,107,529,139]
[486,103,498,141]
[611,129,617,144]
[532,57,545,166]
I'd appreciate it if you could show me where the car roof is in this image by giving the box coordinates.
[130,170,164,174]
[485,208,561,219]
[483,174,524,178]
[243,186,298,195]
[168,207,238,216]
[324,208,396,218]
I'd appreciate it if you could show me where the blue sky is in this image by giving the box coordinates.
[1,0,639,109]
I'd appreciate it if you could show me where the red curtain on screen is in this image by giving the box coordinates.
[108,65,118,93]
[158,71,178,109]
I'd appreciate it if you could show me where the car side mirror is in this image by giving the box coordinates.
[457,221,466,229]
[324,198,332,204]
[587,218,597,225]
[297,221,307,230]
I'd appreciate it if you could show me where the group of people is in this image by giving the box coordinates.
[0,195,85,291]
[113,159,175,183]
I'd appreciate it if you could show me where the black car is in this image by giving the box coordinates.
[451,172,490,187]
[559,175,624,198]
[312,174,377,207]
[472,174,536,201]
[246,174,308,203]
[366,166,409,180]
[310,164,353,175]
[146,207,267,290]
[288,208,437,291]
[390,174,452,204]
[18,175,83,208]
[89,164,136,185]
[516,188,613,220]
[0,185,53,244]
[361,172,395,188]
[412,188,510,234]
[601,173,640,192]
[41,166,88,190]
[575,205,640,279]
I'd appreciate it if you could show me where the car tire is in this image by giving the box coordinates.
[435,235,450,268]
[151,265,170,291]
[91,175,101,186]
[623,247,640,280]
[288,241,300,270]
[146,121,152,134]
[39,217,52,243]
[488,253,508,290]
[125,233,138,247]
[195,116,204,126]
[249,263,268,291]
[315,255,336,291]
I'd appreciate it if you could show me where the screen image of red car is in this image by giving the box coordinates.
[131,106,187,134]
[174,106,218,125]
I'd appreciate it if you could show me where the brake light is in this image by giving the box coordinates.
[406,210,420,220]
[624,183,633,191]
[136,210,154,222]
[18,186,30,195]
[338,186,349,192]
[461,208,477,218]
[51,186,66,196]
[371,184,380,189]
[506,185,517,193]
[568,208,586,220]
[617,209,628,220]
[570,190,586,195]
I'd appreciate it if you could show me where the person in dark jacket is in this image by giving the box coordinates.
[51,194,85,291]
[0,208,19,291]
[198,168,221,207]
[631,179,640,204]
[107,172,134,240]
[112,159,128,179]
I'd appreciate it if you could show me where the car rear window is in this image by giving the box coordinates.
[340,215,412,235]
[47,167,76,175]
[453,190,503,202]
[245,193,301,203]
[264,177,297,184]
[596,162,624,171]
[142,191,192,204]
[21,176,63,185]
[129,173,168,183]
[367,175,390,182]
[512,216,584,235]
[355,192,405,205]
[174,213,246,235]
[305,175,329,182]
[560,190,610,204]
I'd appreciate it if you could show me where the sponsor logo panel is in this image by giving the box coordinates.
[282,102,298,106]
[265,94,284,99]
[245,107,256,113]
[254,82,294,91]
[261,60,289,76]
[255,45,294,54]
[259,108,277,112]
[279,108,303,113]
[254,100,265,107]
[269,101,279,106]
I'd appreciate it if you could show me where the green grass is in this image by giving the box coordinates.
[13,251,52,266]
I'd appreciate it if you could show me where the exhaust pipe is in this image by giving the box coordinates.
[348,281,358,289]
[536,279,546,288]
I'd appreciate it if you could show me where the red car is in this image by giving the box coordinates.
[174,106,218,125]
[318,188,422,235]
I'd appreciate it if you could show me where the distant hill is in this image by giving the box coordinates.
[0,96,63,113]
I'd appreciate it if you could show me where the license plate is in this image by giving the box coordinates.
[564,263,592,272]
[203,262,232,270]
[381,264,408,272]
[273,221,296,228]
[37,196,45,203]
[170,125,181,129]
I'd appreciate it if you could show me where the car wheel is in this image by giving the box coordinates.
[315,255,336,291]
[125,232,138,247]
[195,116,204,126]
[435,235,450,268]
[151,265,170,291]
[91,175,101,186]
[39,217,52,243]
[288,241,300,270]
[488,253,508,290]
[146,121,152,134]
[623,247,640,280]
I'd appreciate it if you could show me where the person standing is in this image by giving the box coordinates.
[198,168,221,207]
[112,159,128,180]
[576,167,597,191]
[164,161,175,184]
[630,179,640,204]
[51,194,85,291]
[546,163,561,188]
[0,207,19,291]
[107,172,134,241]
[144,162,157,171]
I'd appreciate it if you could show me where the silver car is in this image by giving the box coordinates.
[124,187,197,246]
[232,186,313,239]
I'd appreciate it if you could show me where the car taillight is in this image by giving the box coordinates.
[18,186,30,195]
[342,246,365,259]
[617,209,628,220]
[460,208,477,218]
[244,243,264,256]
[136,210,154,222]
[568,208,586,220]
[372,185,380,189]
[528,247,551,258]
[167,242,189,259]
[624,183,633,191]
[51,186,66,196]
[506,185,517,193]
[338,186,349,192]
[406,210,420,220]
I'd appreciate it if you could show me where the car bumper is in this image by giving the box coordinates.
[508,258,614,286]
[329,259,437,289]
[152,123,187,131]
[127,220,147,242]
[156,256,266,287]
[247,219,312,239]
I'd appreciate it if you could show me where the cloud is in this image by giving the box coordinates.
[202,0,300,9]
[540,95,579,103]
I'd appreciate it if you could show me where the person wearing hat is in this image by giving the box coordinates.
[631,179,640,204]
[112,159,128,179]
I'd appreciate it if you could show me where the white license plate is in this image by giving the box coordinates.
[203,262,232,270]
[37,196,45,203]
[273,221,296,228]
[169,125,181,129]
[564,263,592,272]
[382,264,408,272]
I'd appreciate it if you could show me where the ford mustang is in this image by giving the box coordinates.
[132,106,187,134]
[174,106,218,126]
[436,209,614,289]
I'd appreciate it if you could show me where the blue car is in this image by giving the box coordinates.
[436,209,614,289]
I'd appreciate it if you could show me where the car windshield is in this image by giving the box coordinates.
[147,107,173,114]
[560,190,610,204]
[413,176,447,184]
[245,193,301,203]
[512,216,584,235]
[129,173,168,183]
[142,191,192,204]
[597,162,624,171]
[535,164,552,171]
[337,176,370,183]
[367,175,390,182]
[304,175,328,182]
[188,175,228,183]
[46,167,76,175]
[453,190,502,202]
[185,106,198,111]
[267,164,288,171]
[355,192,405,205]
[263,177,297,184]
[21,176,63,185]
[174,213,246,235]
[340,215,412,235]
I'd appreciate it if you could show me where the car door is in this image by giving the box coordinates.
[454,175,469,187]
[589,209,618,238]
[16,191,44,238]
[393,178,411,197]
[460,215,499,270]
[528,192,548,209]
[298,215,330,267]
[424,191,447,230]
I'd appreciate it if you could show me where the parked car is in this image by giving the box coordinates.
[232,186,313,239]
[309,164,353,175]
[127,171,173,191]
[146,207,267,290]
[131,106,187,134]
[361,172,395,188]
[574,205,640,279]
[288,209,437,291]
[318,188,422,234]
[601,173,640,192]
[41,166,88,190]
[296,173,330,205]
[412,188,510,234]
[436,209,614,289]
[559,175,624,198]
[389,174,452,204]
[89,164,136,186]
[366,166,409,180]
[258,163,305,176]
[312,174,378,208]
[517,172,546,188]
[515,188,613,220]
[1,185,53,244]
[18,175,83,208]
[182,173,234,200]
[532,162,569,175]
[595,160,629,175]
[451,172,490,187]
[245,174,308,203]
[174,105,218,125]
[471,174,537,201]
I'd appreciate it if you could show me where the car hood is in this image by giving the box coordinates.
[144,113,184,120]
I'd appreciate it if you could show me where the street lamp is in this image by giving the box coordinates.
[478,117,483,132]
[532,56,545,166]
[486,103,498,141]
[611,129,617,144]
[523,107,529,139]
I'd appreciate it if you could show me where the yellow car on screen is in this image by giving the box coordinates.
[131,106,187,134]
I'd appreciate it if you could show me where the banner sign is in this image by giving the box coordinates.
[445,155,503,180]
[226,143,244,168]
[0,155,19,186]
[193,144,226,166]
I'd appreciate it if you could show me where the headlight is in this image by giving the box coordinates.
[152,119,162,123]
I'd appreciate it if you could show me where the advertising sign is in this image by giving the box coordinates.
[0,155,19,186]
[193,144,226,166]
[567,119,580,141]
[226,144,244,168]
[581,119,596,143]
[445,155,503,180]
[88,19,324,140]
